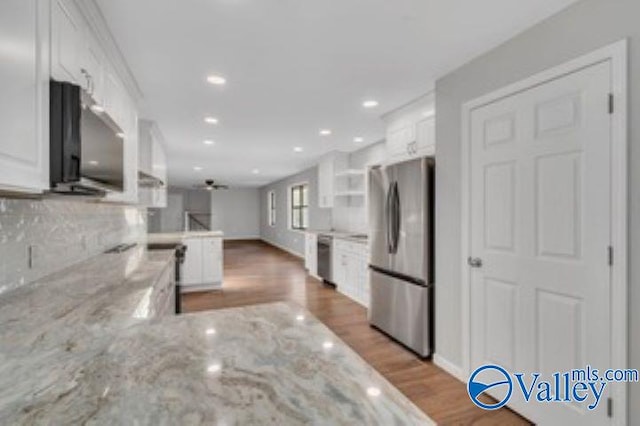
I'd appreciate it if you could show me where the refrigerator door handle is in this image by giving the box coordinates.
[385,181,394,253]
[391,182,401,254]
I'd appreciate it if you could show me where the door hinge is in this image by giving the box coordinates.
[608,246,614,266]
[609,93,615,114]
[607,397,613,417]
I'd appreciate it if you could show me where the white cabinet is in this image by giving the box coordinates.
[51,0,83,84]
[181,236,223,291]
[305,233,318,278]
[151,140,168,208]
[0,0,50,194]
[138,120,168,208]
[317,152,348,208]
[332,239,370,308]
[383,92,435,162]
[104,94,138,204]
[201,237,223,285]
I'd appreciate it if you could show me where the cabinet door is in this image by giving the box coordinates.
[104,96,139,204]
[181,239,203,285]
[202,238,223,284]
[151,137,168,208]
[317,159,334,208]
[415,116,435,155]
[0,0,49,193]
[386,122,414,158]
[82,34,105,105]
[51,0,83,83]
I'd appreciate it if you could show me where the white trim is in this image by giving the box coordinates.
[260,238,304,259]
[433,354,466,382]
[460,39,628,425]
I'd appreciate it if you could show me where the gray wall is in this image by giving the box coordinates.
[0,198,146,294]
[211,188,260,239]
[434,0,639,420]
[259,167,331,256]
[258,142,386,255]
[149,188,211,233]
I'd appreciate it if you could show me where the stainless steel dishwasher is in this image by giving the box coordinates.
[317,234,333,283]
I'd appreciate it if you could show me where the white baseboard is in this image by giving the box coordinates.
[433,353,466,382]
[260,238,304,259]
[224,235,261,241]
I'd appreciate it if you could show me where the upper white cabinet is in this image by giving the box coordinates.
[0,0,50,194]
[317,152,348,209]
[105,94,138,204]
[138,120,168,208]
[383,92,435,161]
[51,0,83,84]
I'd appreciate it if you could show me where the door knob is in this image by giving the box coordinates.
[467,257,483,268]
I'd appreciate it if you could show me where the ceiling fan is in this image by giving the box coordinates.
[193,179,229,191]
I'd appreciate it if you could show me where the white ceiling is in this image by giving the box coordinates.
[97,0,577,188]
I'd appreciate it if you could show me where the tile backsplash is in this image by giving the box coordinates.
[0,197,146,294]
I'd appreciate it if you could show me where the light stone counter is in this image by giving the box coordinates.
[147,231,224,245]
[0,248,433,425]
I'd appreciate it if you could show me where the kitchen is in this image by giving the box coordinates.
[1,0,638,425]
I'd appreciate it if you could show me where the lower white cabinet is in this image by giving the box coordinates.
[332,239,370,308]
[305,233,318,278]
[181,237,223,291]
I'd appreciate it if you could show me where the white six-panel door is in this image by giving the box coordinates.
[469,60,612,425]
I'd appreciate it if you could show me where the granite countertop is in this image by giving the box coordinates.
[147,231,224,245]
[0,247,432,425]
[306,229,369,245]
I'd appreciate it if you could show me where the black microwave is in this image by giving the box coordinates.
[49,80,125,195]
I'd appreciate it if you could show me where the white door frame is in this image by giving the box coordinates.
[460,39,628,424]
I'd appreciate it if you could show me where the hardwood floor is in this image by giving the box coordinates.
[182,240,531,425]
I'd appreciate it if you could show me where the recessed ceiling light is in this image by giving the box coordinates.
[203,140,215,146]
[193,166,203,171]
[252,169,260,174]
[323,341,334,350]
[207,75,226,85]
[362,100,379,108]
[293,147,304,153]
[296,314,305,322]
[319,129,332,136]
[354,137,364,143]
[204,117,219,124]
[116,132,125,139]
[205,328,216,335]
[88,160,99,166]
[422,109,435,118]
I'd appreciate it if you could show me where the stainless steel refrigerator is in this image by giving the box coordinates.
[368,157,435,357]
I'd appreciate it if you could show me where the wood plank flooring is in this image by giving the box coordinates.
[182,240,531,425]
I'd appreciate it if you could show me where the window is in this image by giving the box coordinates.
[290,183,309,230]
[268,191,276,227]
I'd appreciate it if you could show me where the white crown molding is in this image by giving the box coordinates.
[73,0,144,104]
